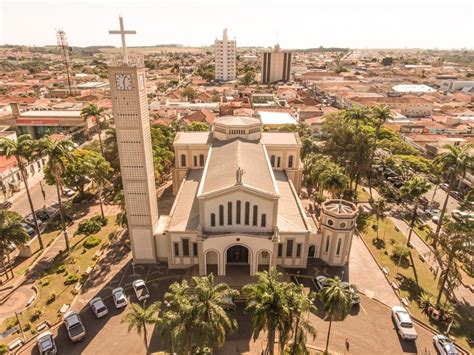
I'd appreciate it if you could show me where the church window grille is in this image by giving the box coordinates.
[277,243,283,257]
[236,201,241,224]
[286,240,293,257]
[182,239,190,257]
[277,157,281,168]
[227,202,233,225]
[296,243,302,257]
[244,202,250,225]
[199,154,205,166]
[181,154,186,167]
[252,205,258,226]
[211,213,216,227]
[193,156,197,167]
[261,214,267,227]
[174,242,179,257]
[193,242,198,256]
[288,155,294,168]
[325,236,330,253]
[336,239,342,256]
[270,155,275,167]
[219,205,224,226]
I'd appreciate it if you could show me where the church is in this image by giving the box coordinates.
[107,17,358,276]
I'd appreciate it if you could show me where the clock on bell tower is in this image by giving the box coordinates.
[108,17,159,263]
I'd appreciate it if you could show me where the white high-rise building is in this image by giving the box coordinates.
[215,29,236,81]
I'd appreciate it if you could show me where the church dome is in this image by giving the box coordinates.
[213,115,262,141]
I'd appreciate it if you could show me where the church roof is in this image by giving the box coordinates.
[199,140,277,197]
[214,115,261,127]
[174,131,212,145]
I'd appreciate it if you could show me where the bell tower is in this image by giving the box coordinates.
[108,17,159,263]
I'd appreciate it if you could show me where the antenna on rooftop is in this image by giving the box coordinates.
[56,29,74,96]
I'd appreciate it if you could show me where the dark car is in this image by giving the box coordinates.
[36,210,51,221]
[1,201,12,209]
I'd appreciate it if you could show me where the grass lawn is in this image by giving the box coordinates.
[360,215,473,349]
[356,186,371,202]
[0,216,118,344]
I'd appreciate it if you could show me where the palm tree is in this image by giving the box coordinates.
[122,301,161,354]
[80,104,109,156]
[320,164,349,198]
[38,137,74,252]
[400,176,431,246]
[318,277,352,354]
[285,286,317,355]
[374,197,386,240]
[0,134,43,249]
[433,144,473,247]
[89,155,112,219]
[418,292,434,315]
[368,105,392,199]
[429,165,444,205]
[435,219,473,306]
[191,274,239,351]
[243,267,291,355]
[343,106,370,137]
[0,209,29,278]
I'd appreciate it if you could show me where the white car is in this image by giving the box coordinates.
[21,222,35,236]
[90,296,109,318]
[112,287,128,309]
[432,215,440,224]
[132,279,150,302]
[391,306,418,340]
[63,311,86,342]
[63,188,75,197]
[314,275,331,291]
[433,335,458,355]
[24,214,43,227]
[37,331,57,354]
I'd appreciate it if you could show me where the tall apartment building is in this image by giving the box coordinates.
[261,44,292,84]
[215,29,236,81]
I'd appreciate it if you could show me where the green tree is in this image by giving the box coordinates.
[435,219,473,306]
[38,137,75,252]
[400,176,431,246]
[318,277,353,354]
[122,301,161,354]
[103,128,119,168]
[87,152,112,219]
[243,267,292,355]
[191,274,239,351]
[433,144,473,247]
[0,134,43,249]
[374,197,387,240]
[0,209,29,278]
[320,164,349,198]
[186,122,209,132]
[80,104,109,156]
[182,87,197,101]
[240,71,255,85]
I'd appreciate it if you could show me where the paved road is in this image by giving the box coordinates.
[7,173,57,217]
[424,186,460,230]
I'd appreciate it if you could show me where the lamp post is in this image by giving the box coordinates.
[164,300,174,355]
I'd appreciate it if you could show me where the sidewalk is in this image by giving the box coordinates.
[390,216,474,312]
[0,170,46,204]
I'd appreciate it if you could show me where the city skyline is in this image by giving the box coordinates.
[1,0,473,50]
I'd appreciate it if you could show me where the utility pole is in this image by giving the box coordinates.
[57,29,73,96]
[15,312,26,342]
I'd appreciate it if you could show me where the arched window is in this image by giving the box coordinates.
[252,205,258,226]
[288,155,294,168]
[210,213,216,227]
[325,236,330,253]
[261,213,267,227]
[336,239,342,256]
[236,200,241,224]
[199,154,205,166]
[227,202,232,225]
[277,157,281,168]
[219,205,224,226]
[193,156,197,167]
[181,154,186,167]
[270,155,275,167]
[244,202,250,225]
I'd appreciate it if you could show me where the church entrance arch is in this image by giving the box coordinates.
[225,244,251,275]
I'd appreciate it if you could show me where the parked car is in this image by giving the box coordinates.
[391,306,418,340]
[432,215,440,224]
[90,296,109,318]
[36,210,51,221]
[440,183,449,191]
[433,334,458,355]
[0,201,12,209]
[419,197,429,206]
[36,331,57,355]
[425,208,440,218]
[342,282,360,306]
[21,222,35,236]
[451,210,473,221]
[132,279,150,302]
[314,275,331,291]
[112,287,128,309]
[63,311,86,342]
[24,214,43,227]
[450,191,462,201]
[62,188,75,197]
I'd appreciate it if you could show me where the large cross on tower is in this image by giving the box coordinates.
[109,16,136,65]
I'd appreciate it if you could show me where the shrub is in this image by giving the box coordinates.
[83,235,101,249]
[5,317,18,330]
[91,215,107,226]
[77,217,103,236]
[30,328,37,335]
[46,293,56,304]
[64,274,79,285]
[38,277,50,287]
[56,265,66,274]
[0,344,8,354]
[23,322,32,331]
[391,243,410,264]
[30,308,43,322]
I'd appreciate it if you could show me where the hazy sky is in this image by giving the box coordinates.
[1,0,473,49]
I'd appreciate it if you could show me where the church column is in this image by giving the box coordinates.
[218,251,225,276]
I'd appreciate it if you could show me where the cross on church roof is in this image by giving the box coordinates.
[109,16,136,66]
